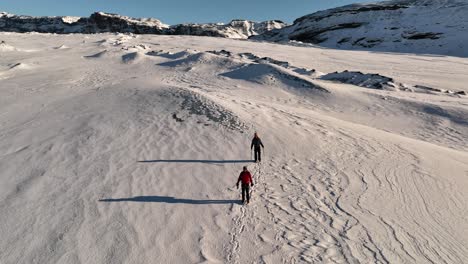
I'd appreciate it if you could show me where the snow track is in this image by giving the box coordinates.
[1,33,467,263]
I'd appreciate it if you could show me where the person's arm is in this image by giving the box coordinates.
[249,172,254,186]
[251,139,254,149]
[236,173,241,188]
[260,139,264,148]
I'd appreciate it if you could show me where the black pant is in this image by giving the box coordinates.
[241,184,250,203]
[254,147,261,162]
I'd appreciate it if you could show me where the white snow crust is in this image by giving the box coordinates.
[0,31,467,263]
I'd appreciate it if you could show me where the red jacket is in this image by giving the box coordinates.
[237,171,253,185]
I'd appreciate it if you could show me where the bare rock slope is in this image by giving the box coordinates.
[253,0,468,57]
[0,12,286,38]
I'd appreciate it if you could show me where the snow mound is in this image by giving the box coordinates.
[147,50,195,59]
[209,50,323,78]
[221,63,328,92]
[320,71,397,89]
[122,44,150,51]
[0,41,16,52]
[157,49,326,91]
[158,51,239,69]
[101,34,138,46]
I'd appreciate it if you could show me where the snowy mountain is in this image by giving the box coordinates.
[0,12,169,34]
[0,12,286,38]
[170,19,286,39]
[253,0,468,57]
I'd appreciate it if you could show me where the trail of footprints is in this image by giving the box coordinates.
[150,42,464,263]
[226,163,264,264]
[252,147,395,263]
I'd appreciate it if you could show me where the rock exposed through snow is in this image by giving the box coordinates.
[253,0,468,57]
[204,49,467,95]
[320,71,397,89]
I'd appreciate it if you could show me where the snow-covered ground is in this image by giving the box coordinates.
[0,32,467,263]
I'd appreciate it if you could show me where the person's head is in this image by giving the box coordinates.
[243,166,248,171]
[254,132,258,138]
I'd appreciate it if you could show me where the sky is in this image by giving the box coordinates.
[0,0,371,24]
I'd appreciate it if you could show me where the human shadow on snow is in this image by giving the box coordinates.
[138,159,253,164]
[99,196,240,205]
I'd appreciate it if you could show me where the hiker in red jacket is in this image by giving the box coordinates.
[236,166,254,204]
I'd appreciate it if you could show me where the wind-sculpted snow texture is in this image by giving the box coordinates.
[0,12,286,38]
[253,0,468,57]
[0,33,467,263]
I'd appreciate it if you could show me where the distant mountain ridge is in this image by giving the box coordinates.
[171,19,286,39]
[0,12,287,39]
[3,0,468,57]
[252,0,468,57]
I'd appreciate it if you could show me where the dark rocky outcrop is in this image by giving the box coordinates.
[290,22,364,44]
[293,3,409,24]
[402,32,443,40]
[252,0,468,57]
[0,12,287,38]
[0,12,167,34]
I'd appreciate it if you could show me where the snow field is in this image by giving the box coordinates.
[0,32,467,263]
